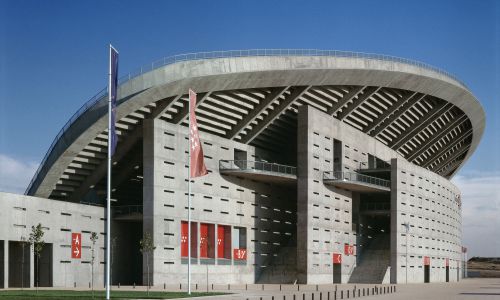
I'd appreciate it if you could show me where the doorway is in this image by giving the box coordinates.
[424,265,430,283]
[446,266,449,282]
[333,263,342,283]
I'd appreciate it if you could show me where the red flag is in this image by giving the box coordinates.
[189,89,208,178]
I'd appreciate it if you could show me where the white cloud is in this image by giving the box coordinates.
[0,153,38,194]
[452,172,500,258]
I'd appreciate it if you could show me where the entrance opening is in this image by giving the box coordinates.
[424,265,430,283]
[234,149,247,169]
[446,266,449,282]
[112,222,142,285]
[8,241,30,288]
[35,243,53,287]
[333,263,342,283]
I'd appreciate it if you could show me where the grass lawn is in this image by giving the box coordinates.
[0,290,226,299]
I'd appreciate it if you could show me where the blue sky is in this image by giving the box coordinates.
[0,0,499,257]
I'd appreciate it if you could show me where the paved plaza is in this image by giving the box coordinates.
[168,278,500,300]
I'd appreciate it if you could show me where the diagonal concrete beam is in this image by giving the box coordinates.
[432,144,470,174]
[439,158,464,177]
[390,102,454,150]
[364,91,418,134]
[68,124,143,202]
[66,99,171,202]
[150,95,183,119]
[421,128,472,168]
[171,92,211,124]
[407,114,468,162]
[336,86,380,120]
[225,86,289,139]
[327,86,365,116]
[240,86,310,144]
[369,93,427,137]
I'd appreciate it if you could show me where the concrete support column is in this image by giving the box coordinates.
[296,105,310,284]
[29,245,34,288]
[390,158,399,284]
[143,119,155,286]
[3,240,8,288]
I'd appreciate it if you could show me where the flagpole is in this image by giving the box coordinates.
[187,91,192,295]
[106,44,112,300]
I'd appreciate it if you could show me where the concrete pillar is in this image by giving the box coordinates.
[296,105,310,284]
[143,119,155,285]
[30,245,34,288]
[390,158,399,284]
[3,240,8,288]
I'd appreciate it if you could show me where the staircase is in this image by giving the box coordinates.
[349,234,390,283]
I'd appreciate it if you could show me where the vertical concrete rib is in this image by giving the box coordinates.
[296,105,310,284]
[390,158,399,283]
[3,240,7,288]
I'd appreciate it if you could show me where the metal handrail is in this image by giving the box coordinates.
[26,49,465,195]
[323,171,390,188]
[219,160,297,176]
[113,205,143,216]
[361,202,390,211]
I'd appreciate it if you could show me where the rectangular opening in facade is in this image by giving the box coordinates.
[200,223,215,264]
[233,227,247,265]
[333,139,342,171]
[181,221,198,263]
[217,225,231,264]
[234,149,247,169]
[35,243,53,287]
[8,241,30,288]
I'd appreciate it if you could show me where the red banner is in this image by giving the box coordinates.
[333,253,342,264]
[234,248,247,260]
[446,258,449,267]
[189,89,208,178]
[181,221,188,257]
[424,256,430,266]
[200,223,208,258]
[344,244,355,256]
[71,233,81,259]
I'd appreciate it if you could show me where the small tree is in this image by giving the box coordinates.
[90,232,99,298]
[28,223,45,291]
[139,232,156,295]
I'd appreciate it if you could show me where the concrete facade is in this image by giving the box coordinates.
[1,51,482,288]
[0,192,105,288]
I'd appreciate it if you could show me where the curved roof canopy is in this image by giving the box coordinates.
[25,50,485,201]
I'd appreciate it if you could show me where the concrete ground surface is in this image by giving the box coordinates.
[164,278,500,300]
[2,279,499,299]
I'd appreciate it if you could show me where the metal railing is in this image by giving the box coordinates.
[361,202,390,211]
[323,171,391,188]
[26,49,465,195]
[219,160,297,176]
[113,205,143,216]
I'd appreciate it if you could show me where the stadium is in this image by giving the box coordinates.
[0,49,485,288]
